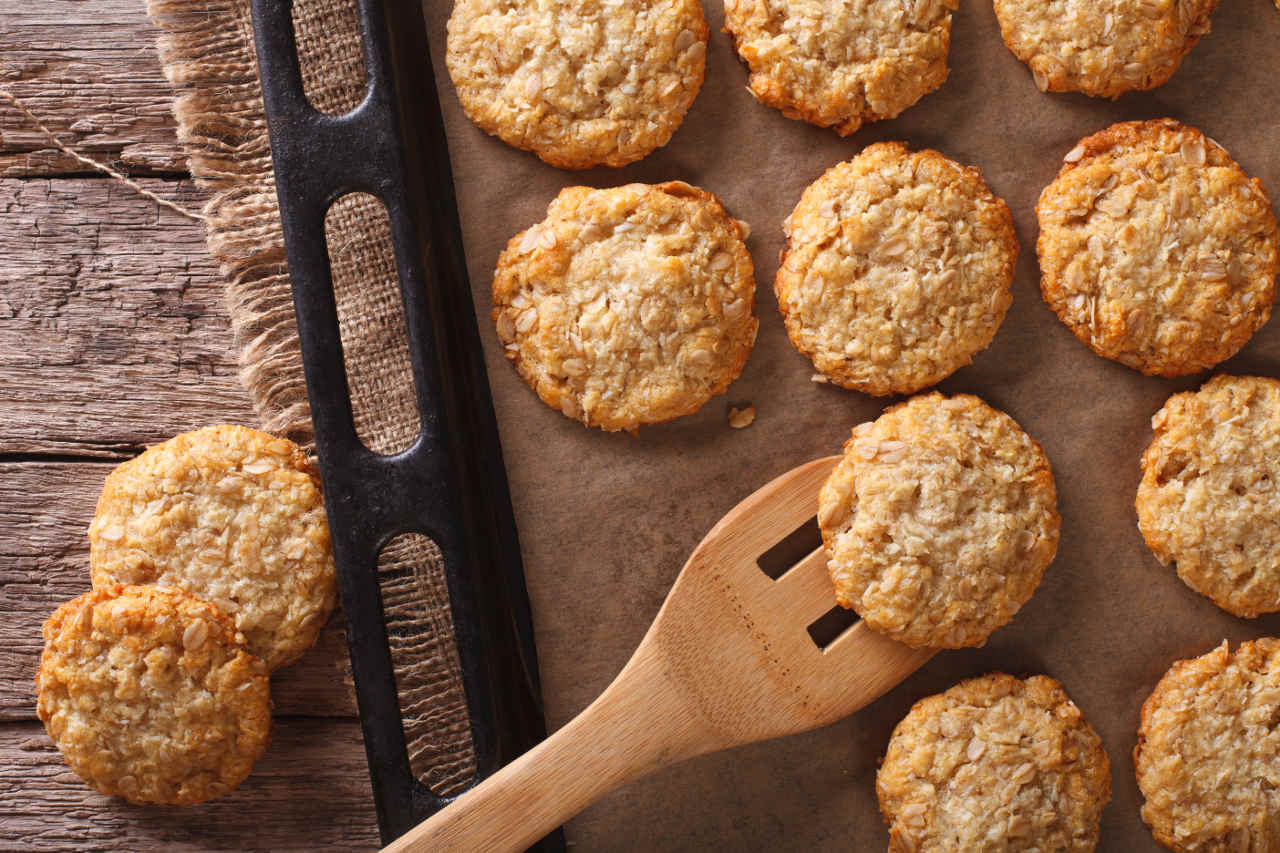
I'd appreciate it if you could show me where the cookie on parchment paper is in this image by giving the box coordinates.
[818,393,1059,649]
[492,181,757,433]
[1037,119,1278,377]
[777,142,1017,396]
[89,425,337,672]
[723,0,954,136]
[1136,638,1280,851]
[994,0,1219,98]
[36,585,271,805]
[879,673,1111,852]
[1137,375,1280,618]
[446,0,707,169]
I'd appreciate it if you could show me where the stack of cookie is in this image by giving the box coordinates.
[36,425,336,805]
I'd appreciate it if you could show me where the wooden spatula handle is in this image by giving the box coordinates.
[382,643,713,853]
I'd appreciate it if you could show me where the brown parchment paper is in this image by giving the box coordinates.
[421,1,1280,848]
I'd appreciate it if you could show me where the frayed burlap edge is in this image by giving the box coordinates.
[145,0,477,796]
[147,0,312,446]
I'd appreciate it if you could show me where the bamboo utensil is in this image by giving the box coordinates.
[384,456,936,853]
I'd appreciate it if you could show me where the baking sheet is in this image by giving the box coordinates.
[420,0,1280,848]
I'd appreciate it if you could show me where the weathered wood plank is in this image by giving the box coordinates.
[0,718,378,851]
[0,0,186,177]
[0,461,358,720]
[0,177,259,457]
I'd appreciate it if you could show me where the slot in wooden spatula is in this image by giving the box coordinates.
[384,456,936,852]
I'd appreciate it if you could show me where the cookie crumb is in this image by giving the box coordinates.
[728,405,756,429]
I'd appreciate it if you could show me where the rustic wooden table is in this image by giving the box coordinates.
[1,3,381,849]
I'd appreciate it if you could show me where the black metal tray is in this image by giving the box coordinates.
[249,0,563,847]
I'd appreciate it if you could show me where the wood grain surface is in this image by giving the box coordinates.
[0,3,375,849]
[0,178,259,456]
[0,719,378,851]
[1,1,187,177]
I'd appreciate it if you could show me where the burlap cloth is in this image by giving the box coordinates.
[145,0,476,795]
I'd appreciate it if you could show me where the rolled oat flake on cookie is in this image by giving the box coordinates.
[1137,374,1280,617]
[879,673,1111,851]
[36,585,271,805]
[1136,638,1280,852]
[492,181,758,432]
[818,392,1060,649]
[994,0,1220,98]
[724,0,955,134]
[1038,119,1279,376]
[446,0,708,168]
[777,142,1017,396]
[89,424,337,671]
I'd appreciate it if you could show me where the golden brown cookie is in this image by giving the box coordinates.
[1136,639,1280,851]
[723,0,953,135]
[818,393,1059,648]
[445,0,707,169]
[36,585,271,805]
[492,181,757,432]
[89,425,336,672]
[1037,119,1278,377]
[879,673,1111,852]
[994,0,1219,98]
[1137,375,1280,618]
[777,143,1017,395]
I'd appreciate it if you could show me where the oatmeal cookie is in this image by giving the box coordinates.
[492,181,757,432]
[446,0,707,169]
[818,393,1059,648]
[723,0,954,135]
[89,425,336,672]
[994,0,1219,98]
[1136,639,1280,851]
[36,585,271,805]
[1137,375,1280,617]
[879,673,1111,852]
[1037,120,1278,376]
[777,143,1017,395]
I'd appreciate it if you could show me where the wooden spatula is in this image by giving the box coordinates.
[383,456,936,853]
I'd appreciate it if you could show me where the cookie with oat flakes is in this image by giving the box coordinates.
[994,0,1219,98]
[1136,639,1280,851]
[1137,375,1280,618]
[446,0,707,169]
[818,393,1059,648]
[36,584,271,805]
[776,142,1017,396]
[1037,119,1278,377]
[723,0,954,135]
[89,425,336,672]
[879,673,1110,852]
[492,182,757,432]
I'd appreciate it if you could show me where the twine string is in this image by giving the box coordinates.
[0,87,207,224]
